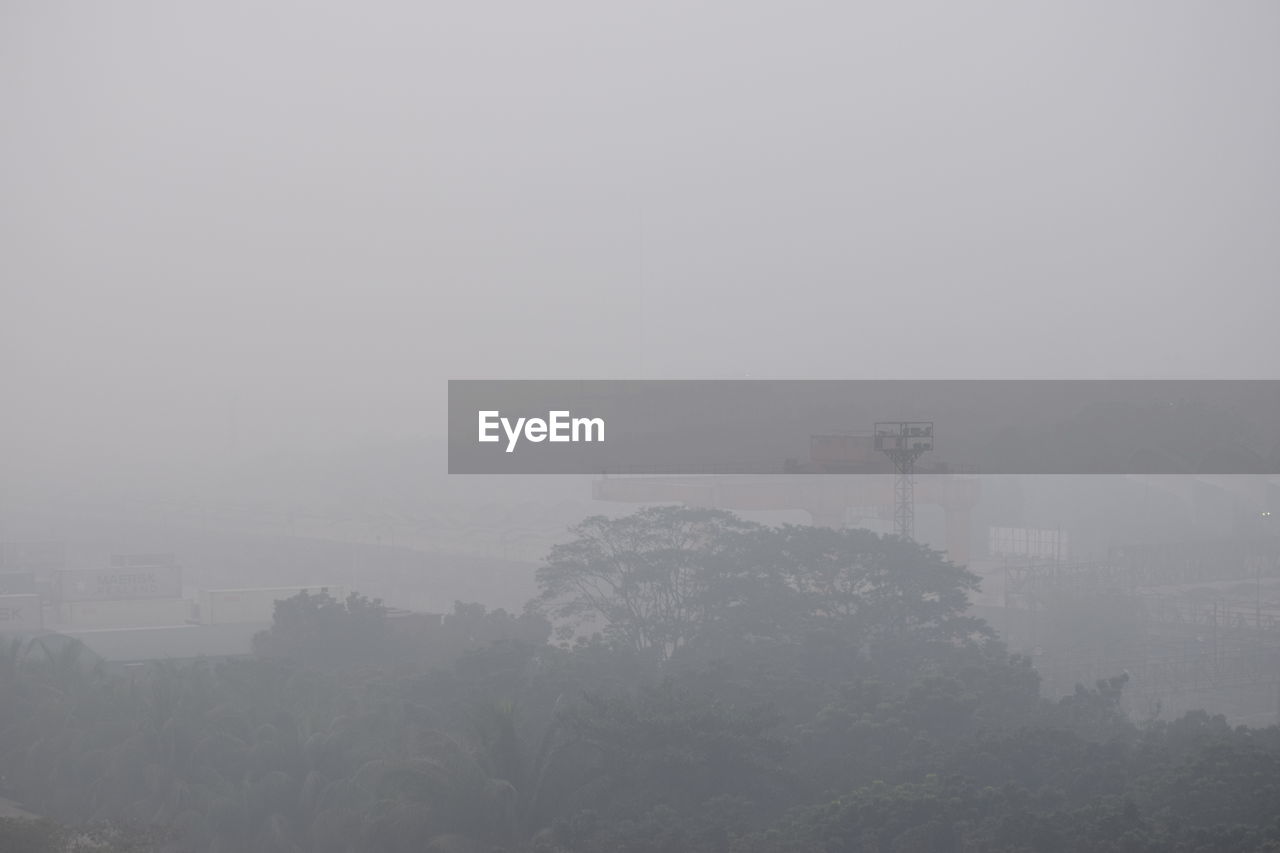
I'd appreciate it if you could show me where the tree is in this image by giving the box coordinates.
[252,590,393,666]
[743,523,990,659]
[554,682,788,832]
[535,507,759,661]
[536,508,989,671]
[0,818,170,853]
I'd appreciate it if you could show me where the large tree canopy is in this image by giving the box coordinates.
[534,506,988,665]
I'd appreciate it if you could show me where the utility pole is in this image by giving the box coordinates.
[875,421,934,540]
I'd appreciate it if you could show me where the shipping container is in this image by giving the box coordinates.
[59,623,259,662]
[57,597,192,629]
[0,572,37,596]
[201,585,347,625]
[57,565,182,602]
[109,553,177,569]
[0,594,44,633]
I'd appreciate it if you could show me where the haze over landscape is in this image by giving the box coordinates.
[2,3,1280,851]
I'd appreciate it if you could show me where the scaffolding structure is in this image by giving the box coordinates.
[999,536,1280,722]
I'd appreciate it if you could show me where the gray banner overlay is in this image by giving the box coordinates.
[448,380,1280,475]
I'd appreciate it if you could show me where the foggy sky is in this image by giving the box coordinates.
[2,2,1278,497]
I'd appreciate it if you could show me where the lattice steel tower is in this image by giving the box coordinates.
[874,422,934,540]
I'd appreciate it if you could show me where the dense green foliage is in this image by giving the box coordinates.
[2,508,1278,851]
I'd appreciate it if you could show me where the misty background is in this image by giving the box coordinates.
[3,2,1278,506]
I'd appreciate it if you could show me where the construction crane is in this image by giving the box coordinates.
[874,421,934,540]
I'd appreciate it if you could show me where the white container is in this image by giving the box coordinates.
[200,585,347,626]
[57,566,183,602]
[0,572,38,596]
[0,594,44,632]
[58,597,192,629]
